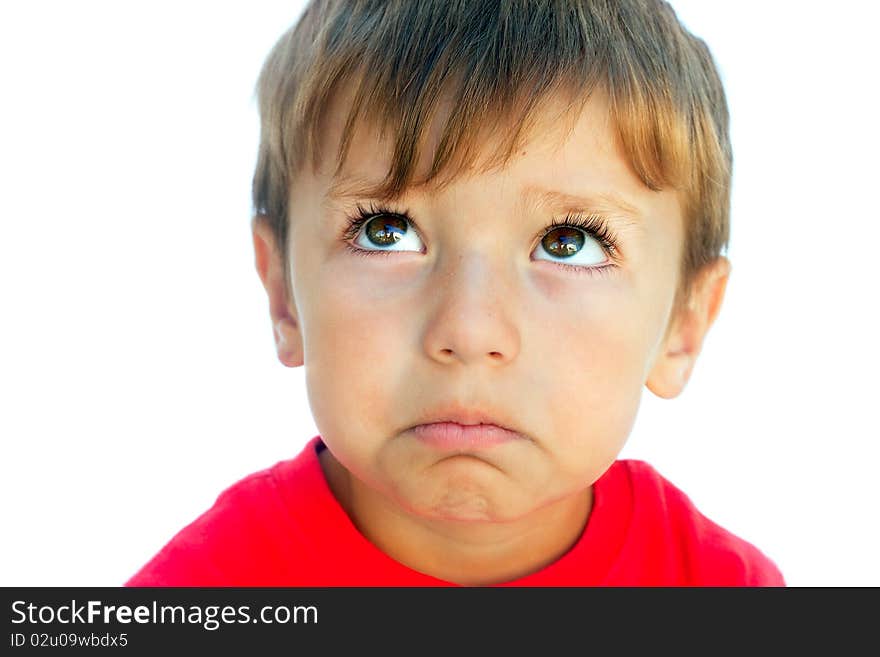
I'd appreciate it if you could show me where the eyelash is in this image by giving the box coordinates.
[340,201,620,277]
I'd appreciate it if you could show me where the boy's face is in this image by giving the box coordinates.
[255,87,728,524]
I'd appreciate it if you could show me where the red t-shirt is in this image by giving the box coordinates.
[126,436,784,586]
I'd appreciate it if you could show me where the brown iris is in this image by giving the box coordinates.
[541,226,585,259]
[365,215,408,247]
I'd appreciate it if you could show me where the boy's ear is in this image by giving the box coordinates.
[646,256,731,399]
[252,217,304,368]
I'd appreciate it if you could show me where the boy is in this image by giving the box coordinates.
[127,0,784,586]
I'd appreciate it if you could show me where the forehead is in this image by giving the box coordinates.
[312,81,680,224]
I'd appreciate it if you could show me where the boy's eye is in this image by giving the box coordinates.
[353,214,424,253]
[534,225,607,267]
[342,203,618,273]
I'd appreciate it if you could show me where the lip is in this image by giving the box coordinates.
[412,406,518,432]
[412,421,521,450]
[408,405,524,450]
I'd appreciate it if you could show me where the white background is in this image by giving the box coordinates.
[1,1,877,587]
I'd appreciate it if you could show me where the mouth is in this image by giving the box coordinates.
[410,404,527,452]
[411,421,521,450]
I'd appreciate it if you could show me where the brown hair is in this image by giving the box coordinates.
[252,0,731,315]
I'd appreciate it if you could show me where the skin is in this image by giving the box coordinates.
[252,86,731,586]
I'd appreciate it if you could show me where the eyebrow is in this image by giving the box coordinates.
[522,186,643,222]
[324,175,393,207]
[325,174,643,222]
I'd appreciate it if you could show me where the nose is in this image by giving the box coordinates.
[421,250,521,367]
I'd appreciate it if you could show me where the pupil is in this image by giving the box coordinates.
[542,227,584,258]
[366,215,407,246]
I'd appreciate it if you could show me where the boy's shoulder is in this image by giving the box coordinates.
[125,437,326,587]
[603,459,785,586]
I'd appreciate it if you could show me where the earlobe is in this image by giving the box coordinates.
[646,348,693,400]
[252,216,304,368]
[646,256,731,399]
[274,317,304,368]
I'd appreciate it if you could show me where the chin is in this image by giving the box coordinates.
[405,487,526,523]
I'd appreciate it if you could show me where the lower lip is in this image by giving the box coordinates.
[411,422,520,450]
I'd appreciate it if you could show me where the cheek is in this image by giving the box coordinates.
[533,271,658,386]
[529,274,661,459]
[297,257,416,453]
[302,259,418,369]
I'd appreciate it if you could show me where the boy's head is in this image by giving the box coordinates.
[250,0,731,526]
